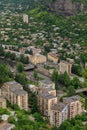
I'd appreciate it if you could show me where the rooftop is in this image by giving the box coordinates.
[40,79,53,85]
[51,102,66,112]
[13,89,27,96]
[63,95,82,104]
[4,81,22,91]
[39,92,56,100]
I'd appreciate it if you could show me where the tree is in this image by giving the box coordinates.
[0,64,13,85]
[19,54,29,64]
[83,67,87,87]
[58,72,70,87]
[67,86,75,96]
[52,69,58,89]
[15,72,27,86]
[0,46,4,56]
[29,92,40,114]
[16,62,24,73]
[71,77,81,89]
[34,69,38,79]
[71,64,82,76]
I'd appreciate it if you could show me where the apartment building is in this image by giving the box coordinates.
[63,95,84,119]
[39,79,55,89]
[23,14,28,23]
[47,52,59,64]
[50,102,68,127]
[38,92,57,117]
[59,60,73,75]
[29,54,46,65]
[1,81,28,111]
[38,87,56,96]
[0,96,6,108]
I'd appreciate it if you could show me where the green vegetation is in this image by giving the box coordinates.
[0,63,13,85]
[28,7,87,47]
[59,114,87,130]
[16,62,24,73]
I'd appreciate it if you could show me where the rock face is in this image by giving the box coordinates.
[47,0,85,16]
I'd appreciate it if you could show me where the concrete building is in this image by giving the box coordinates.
[0,96,6,108]
[50,102,68,127]
[29,54,46,65]
[59,60,73,75]
[63,95,84,119]
[38,92,57,117]
[0,121,15,130]
[23,14,28,23]
[39,79,55,89]
[28,84,38,93]
[38,87,56,97]
[47,52,59,64]
[1,81,28,111]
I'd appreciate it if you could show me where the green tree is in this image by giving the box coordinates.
[34,69,38,79]
[71,64,82,76]
[58,72,70,87]
[29,92,40,114]
[83,67,87,87]
[67,86,75,96]
[52,69,58,89]
[15,72,27,86]
[16,62,24,73]
[71,77,81,89]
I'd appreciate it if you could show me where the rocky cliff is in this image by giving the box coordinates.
[47,0,86,16]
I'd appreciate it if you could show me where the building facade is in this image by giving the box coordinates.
[50,102,68,127]
[0,96,6,108]
[63,95,84,119]
[47,52,59,64]
[29,54,46,65]
[1,81,28,111]
[23,14,28,23]
[59,60,73,75]
[38,93,57,117]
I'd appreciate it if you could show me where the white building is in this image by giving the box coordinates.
[23,14,28,23]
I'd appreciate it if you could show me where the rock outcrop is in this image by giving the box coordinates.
[47,0,86,16]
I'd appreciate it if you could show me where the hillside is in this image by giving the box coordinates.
[46,0,87,16]
[28,7,87,47]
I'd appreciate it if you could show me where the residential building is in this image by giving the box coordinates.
[1,81,28,111]
[39,79,55,89]
[50,102,68,127]
[38,92,57,117]
[29,54,46,65]
[0,121,15,130]
[38,87,56,96]
[63,95,84,119]
[47,52,59,64]
[28,84,38,93]
[23,14,28,23]
[0,96,6,108]
[59,60,73,75]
